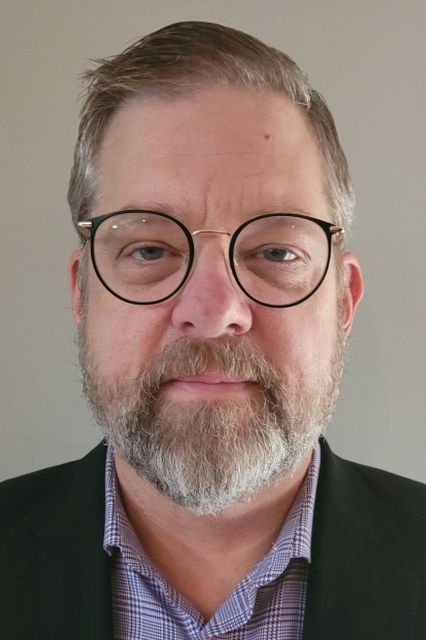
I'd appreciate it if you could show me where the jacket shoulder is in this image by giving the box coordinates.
[318,439,426,559]
[0,443,113,639]
[0,443,107,522]
[333,451,426,520]
[306,441,426,638]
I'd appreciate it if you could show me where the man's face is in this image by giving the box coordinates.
[70,86,362,514]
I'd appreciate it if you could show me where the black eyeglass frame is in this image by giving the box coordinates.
[78,209,344,308]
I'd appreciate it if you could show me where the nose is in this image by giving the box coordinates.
[171,241,253,338]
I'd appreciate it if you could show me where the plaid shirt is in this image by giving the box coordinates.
[104,442,320,639]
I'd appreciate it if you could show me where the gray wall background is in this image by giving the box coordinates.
[1,0,425,483]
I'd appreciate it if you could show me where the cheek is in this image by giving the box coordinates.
[84,272,172,377]
[254,290,340,375]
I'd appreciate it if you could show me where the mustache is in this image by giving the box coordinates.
[130,337,283,394]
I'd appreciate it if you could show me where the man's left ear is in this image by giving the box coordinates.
[69,249,84,326]
[340,252,364,335]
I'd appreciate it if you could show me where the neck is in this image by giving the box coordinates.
[114,449,312,619]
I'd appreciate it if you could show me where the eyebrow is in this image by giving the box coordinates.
[118,202,183,216]
[108,211,175,230]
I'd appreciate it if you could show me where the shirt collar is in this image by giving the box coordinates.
[103,440,321,579]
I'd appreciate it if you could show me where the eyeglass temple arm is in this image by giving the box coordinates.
[330,225,345,242]
[77,221,92,242]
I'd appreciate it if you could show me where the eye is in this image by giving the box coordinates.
[262,247,297,262]
[132,246,165,261]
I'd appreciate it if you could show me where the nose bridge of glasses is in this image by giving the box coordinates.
[190,228,233,268]
[187,228,240,293]
[191,228,232,238]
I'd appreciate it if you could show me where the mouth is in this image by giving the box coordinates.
[164,370,258,398]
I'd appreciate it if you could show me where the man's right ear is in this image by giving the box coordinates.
[69,249,84,325]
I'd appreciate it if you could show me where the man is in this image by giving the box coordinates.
[1,21,424,640]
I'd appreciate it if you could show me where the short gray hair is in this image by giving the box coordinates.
[68,21,354,238]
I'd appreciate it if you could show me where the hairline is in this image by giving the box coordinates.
[81,82,342,230]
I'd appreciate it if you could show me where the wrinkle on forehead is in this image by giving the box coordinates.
[95,86,329,227]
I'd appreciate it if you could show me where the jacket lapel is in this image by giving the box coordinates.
[15,444,113,640]
[6,440,422,639]
[302,439,421,640]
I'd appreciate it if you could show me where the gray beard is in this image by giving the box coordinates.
[79,328,345,515]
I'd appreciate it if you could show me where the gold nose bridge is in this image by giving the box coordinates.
[189,229,235,279]
[191,229,232,237]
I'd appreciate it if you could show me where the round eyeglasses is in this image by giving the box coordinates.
[78,210,344,308]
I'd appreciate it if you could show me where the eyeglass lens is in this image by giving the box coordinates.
[92,211,330,306]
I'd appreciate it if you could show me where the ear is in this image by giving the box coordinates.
[340,252,364,335]
[69,249,84,326]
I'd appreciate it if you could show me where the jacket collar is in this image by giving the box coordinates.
[20,443,113,639]
[15,440,421,639]
[303,439,420,640]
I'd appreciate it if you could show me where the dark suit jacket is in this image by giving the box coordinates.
[1,439,425,639]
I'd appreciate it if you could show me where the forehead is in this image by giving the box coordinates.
[95,85,329,227]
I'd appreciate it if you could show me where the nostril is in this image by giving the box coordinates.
[171,293,252,338]
[181,320,195,330]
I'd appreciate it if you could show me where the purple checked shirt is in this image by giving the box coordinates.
[103,442,320,639]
